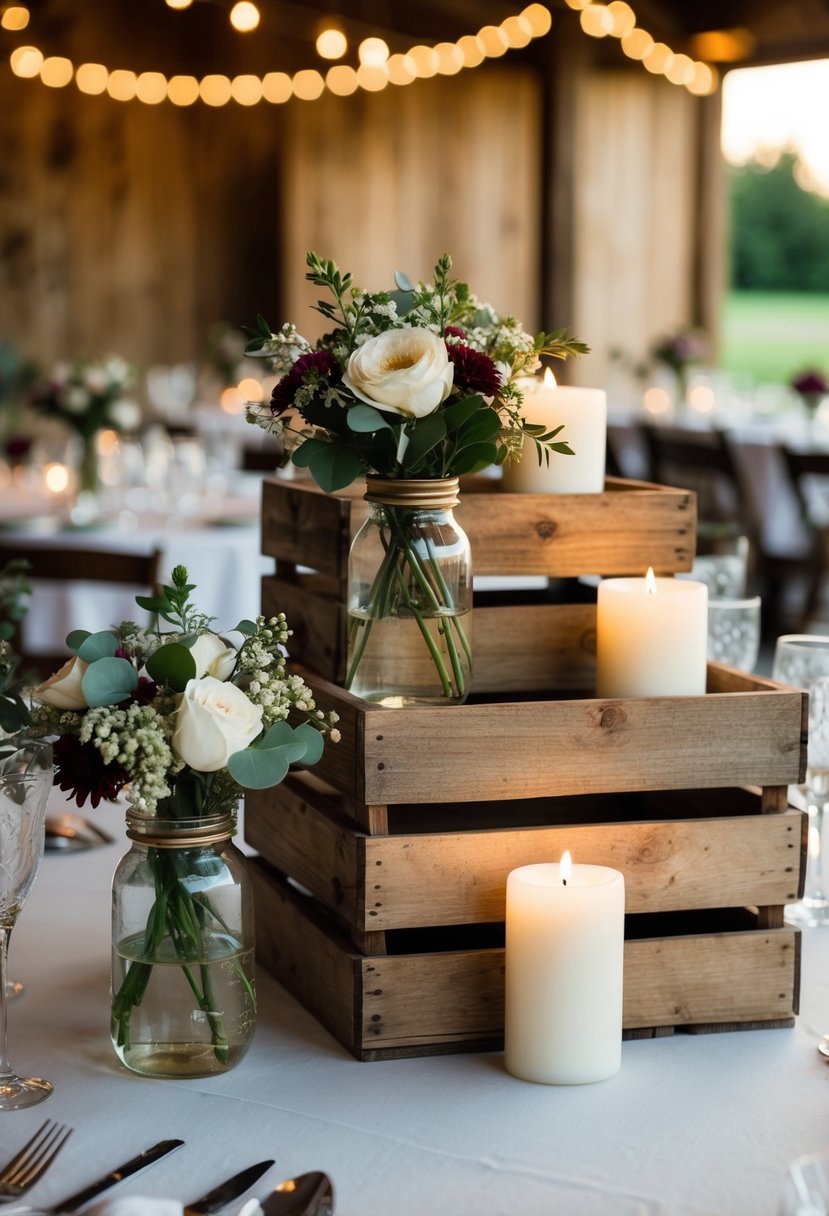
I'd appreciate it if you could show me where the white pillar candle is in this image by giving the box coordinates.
[596,568,708,698]
[504,852,625,1085]
[501,369,607,494]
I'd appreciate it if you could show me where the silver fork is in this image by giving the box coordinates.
[0,1121,73,1200]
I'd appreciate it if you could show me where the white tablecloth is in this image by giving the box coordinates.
[5,789,829,1216]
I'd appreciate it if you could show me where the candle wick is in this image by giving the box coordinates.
[562,878,567,886]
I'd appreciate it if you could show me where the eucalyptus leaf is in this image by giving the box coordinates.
[145,642,197,691]
[81,657,139,708]
[347,404,395,434]
[233,619,258,636]
[77,631,119,663]
[308,444,364,493]
[290,437,329,468]
[227,734,310,789]
[393,270,415,291]
[403,413,447,470]
[289,722,325,767]
[389,288,415,316]
[66,629,91,653]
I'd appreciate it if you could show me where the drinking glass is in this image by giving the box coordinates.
[707,595,762,672]
[0,738,53,1108]
[772,635,829,928]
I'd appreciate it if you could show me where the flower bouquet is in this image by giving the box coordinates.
[245,252,587,705]
[31,566,338,1075]
[650,327,708,404]
[791,368,827,416]
[29,355,139,495]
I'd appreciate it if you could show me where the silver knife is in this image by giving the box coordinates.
[183,1160,275,1215]
[53,1138,185,1212]
[251,1171,335,1216]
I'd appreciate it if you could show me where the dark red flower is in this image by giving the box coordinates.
[447,343,501,398]
[131,676,158,705]
[270,350,339,416]
[444,325,467,341]
[792,369,827,397]
[53,732,129,809]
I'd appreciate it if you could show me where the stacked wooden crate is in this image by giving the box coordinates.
[247,474,807,1060]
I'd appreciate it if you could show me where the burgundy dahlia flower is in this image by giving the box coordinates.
[53,732,129,809]
[270,350,339,416]
[447,343,501,398]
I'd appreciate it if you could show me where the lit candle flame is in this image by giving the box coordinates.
[543,367,557,389]
[560,850,572,886]
[645,566,657,594]
[44,462,70,493]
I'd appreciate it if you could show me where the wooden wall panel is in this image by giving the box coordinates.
[280,69,543,342]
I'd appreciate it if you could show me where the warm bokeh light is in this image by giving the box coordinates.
[76,62,108,94]
[477,25,509,56]
[262,71,292,103]
[642,42,673,74]
[521,3,552,35]
[358,37,389,67]
[688,384,715,413]
[643,387,671,416]
[665,53,695,86]
[291,68,325,100]
[229,1,259,33]
[237,378,264,403]
[1,6,29,30]
[166,74,200,105]
[220,387,245,415]
[385,54,416,86]
[231,74,263,105]
[606,1,635,37]
[106,69,138,101]
[434,42,464,74]
[135,71,167,104]
[43,462,70,494]
[325,64,359,95]
[199,74,232,106]
[356,63,388,92]
[407,45,439,78]
[165,0,193,8]
[40,56,73,88]
[456,35,485,67]
[691,27,755,63]
[687,61,717,95]
[620,27,653,59]
[501,15,533,48]
[564,0,590,8]
[10,45,43,77]
[580,6,614,38]
[316,27,347,60]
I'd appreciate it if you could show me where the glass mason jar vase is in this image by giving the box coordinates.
[111,811,255,1078]
[346,476,473,707]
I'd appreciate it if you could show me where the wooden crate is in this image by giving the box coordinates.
[250,858,802,1061]
[287,645,806,816]
[260,473,696,684]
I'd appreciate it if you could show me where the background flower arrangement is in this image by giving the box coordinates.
[244,252,588,492]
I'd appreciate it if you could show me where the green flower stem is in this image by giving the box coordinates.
[391,564,453,697]
[424,534,473,680]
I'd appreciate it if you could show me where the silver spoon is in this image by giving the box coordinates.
[818,1036,829,1059]
[240,1172,335,1216]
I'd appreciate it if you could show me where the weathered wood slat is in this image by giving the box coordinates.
[300,663,806,806]
[261,475,696,578]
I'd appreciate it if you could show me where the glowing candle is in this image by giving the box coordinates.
[596,567,708,697]
[505,851,625,1085]
[501,369,607,493]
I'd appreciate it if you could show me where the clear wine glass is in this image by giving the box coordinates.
[707,595,762,672]
[772,635,829,928]
[0,738,53,1109]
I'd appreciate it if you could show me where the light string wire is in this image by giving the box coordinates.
[1,1,717,106]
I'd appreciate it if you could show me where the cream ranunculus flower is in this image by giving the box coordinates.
[187,632,238,681]
[32,656,89,710]
[172,676,263,772]
[343,328,454,418]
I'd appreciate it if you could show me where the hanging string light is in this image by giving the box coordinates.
[2,1,716,106]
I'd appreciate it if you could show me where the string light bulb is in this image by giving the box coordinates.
[316,27,347,60]
[229,1,259,33]
[1,6,29,30]
[165,0,193,8]
[358,37,389,67]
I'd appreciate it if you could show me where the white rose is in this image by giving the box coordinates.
[107,399,142,432]
[172,676,263,772]
[188,632,237,681]
[343,328,454,419]
[33,657,89,710]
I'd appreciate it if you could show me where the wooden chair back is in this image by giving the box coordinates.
[0,545,162,679]
[779,446,829,629]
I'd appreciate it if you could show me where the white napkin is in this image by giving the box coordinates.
[84,1201,183,1216]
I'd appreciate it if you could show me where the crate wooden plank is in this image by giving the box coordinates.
[244,776,805,941]
[301,662,807,808]
[264,580,599,692]
[250,862,800,1060]
[261,474,696,579]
